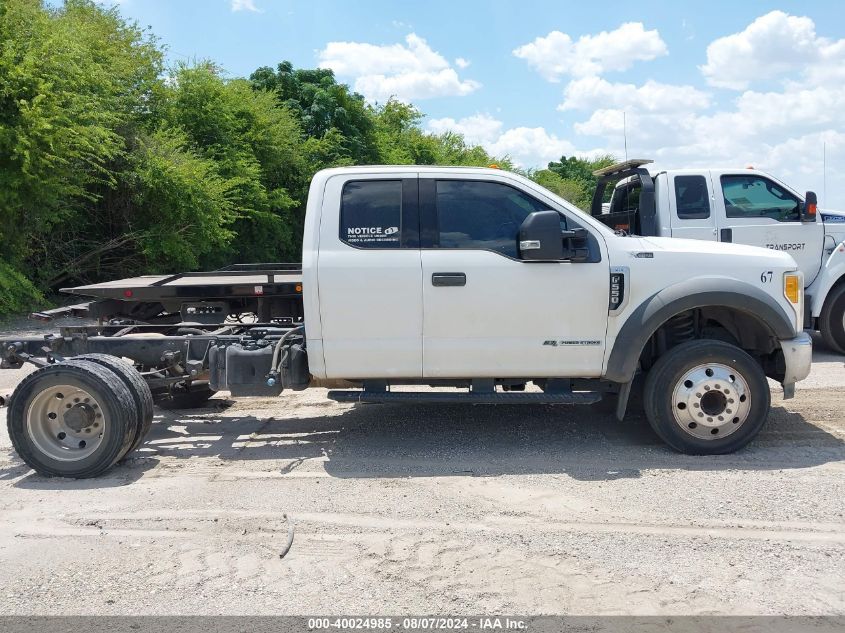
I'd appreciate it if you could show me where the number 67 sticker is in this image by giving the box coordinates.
[760,271,773,283]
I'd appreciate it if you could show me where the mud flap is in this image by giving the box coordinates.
[615,380,633,421]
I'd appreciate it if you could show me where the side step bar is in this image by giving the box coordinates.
[327,390,602,405]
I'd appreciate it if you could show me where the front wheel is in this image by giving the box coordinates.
[819,283,845,354]
[643,339,771,455]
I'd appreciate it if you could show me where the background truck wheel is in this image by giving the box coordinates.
[643,339,770,455]
[154,383,217,410]
[819,283,845,353]
[7,360,139,478]
[75,354,154,456]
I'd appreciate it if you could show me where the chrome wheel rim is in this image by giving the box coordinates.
[671,363,751,440]
[26,384,106,461]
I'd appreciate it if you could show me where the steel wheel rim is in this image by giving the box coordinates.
[26,384,106,462]
[671,363,751,440]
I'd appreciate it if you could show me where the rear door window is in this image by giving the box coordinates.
[674,175,710,219]
[340,180,402,248]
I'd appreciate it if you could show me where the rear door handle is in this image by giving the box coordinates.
[432,272,466,287]
[720,228,732,242]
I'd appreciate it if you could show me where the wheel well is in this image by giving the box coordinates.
[640,307,782,376]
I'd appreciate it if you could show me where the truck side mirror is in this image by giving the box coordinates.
[802,191,817,223]
[519,210,564,261]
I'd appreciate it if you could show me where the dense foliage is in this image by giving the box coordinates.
[529,155,616,210]
[0,0,612,316]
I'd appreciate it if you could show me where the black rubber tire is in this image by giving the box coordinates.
[819,283,845,354]
[75,354,154,456]
[7,360,138,478]
[154,384,217,410]
[643,339,771,455]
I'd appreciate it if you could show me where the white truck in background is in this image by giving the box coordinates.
[2,166,812,478]
[594,160,845,352]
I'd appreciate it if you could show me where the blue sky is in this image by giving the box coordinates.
[108,0,845,207]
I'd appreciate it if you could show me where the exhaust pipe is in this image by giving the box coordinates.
[0,393,10,408]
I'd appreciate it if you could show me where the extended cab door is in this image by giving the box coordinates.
[667,173,718,241]
[419,176,609,378]
[316,175,423,378]
[713,172,824,285]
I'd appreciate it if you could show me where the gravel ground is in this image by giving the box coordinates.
[0,320,843,615]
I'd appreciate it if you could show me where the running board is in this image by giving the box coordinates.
[327,390,602,405]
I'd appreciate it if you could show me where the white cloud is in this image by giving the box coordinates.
[230,0,260,12]
[486,127,580,167]
[319,34,448,76]
[559,77,710,113]
[701,10,845,89]
[428,114,582,167]
[513,22,667,82]
[564,78,845,207]
[355,69,480,103]
[317,34,479,102]
[534,12,844,207]
[455,57,470,69]
[427,113,503,146]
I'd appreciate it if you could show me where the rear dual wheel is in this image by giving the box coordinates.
[7,359,148,478]
[643,339,770,454]
[74,354,154,455]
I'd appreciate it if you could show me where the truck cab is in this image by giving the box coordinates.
[595,160,845,352]
[298,166,811,455]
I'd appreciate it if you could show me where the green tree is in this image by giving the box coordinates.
[129,128,235,271]
[0,0,162,310]
[533,154,616,210]
[250,61,377,165]
[371,99,511,168]
[160,63,307,265]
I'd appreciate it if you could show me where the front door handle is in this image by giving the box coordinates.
[432,272,466,287]
[720,228,733,242]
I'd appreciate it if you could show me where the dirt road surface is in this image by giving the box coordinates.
[0,325,843,615]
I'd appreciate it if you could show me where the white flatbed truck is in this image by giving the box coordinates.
[1,166,812,477]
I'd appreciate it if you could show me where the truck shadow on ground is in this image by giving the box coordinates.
[6,394,843,489]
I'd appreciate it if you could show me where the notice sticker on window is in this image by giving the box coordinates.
[345,226,400,245]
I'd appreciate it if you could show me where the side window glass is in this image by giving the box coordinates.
[674,175,710,219]
[721,175,800,222]
[340,180,402,248]
[436,180,551,258]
